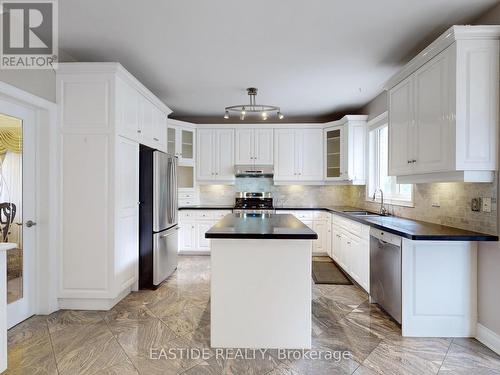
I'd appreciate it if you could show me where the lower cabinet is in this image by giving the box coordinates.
[179,210,232,253]
[276,210,331,255]
[331,214,370,292]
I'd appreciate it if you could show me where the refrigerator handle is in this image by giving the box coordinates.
[167,157,173,224]
[173,158,178,224]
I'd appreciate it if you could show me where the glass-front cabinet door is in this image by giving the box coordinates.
[167,127,176,156]
[325,126,344,180]
[181,129,193,161]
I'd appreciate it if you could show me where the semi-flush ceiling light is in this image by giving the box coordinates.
[224,87,284,121]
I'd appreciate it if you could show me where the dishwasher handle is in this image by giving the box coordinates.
[369,228,402,247]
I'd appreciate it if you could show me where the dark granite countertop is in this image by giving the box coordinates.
[180,205,497,241]
[179,205,234,210]
[205,213,318,240]
[276,206,498,241]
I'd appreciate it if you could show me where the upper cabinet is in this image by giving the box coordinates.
[324,115,367,185]
[386,26,500,183]
[116,79,168,152]
[197,128,235,183]
[274,128,323,183]
[235,128,273,165]
[166,119,196,166]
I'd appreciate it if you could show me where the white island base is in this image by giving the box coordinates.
[211,238,312,349]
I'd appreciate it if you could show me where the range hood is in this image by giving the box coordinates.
[234,165,274,178]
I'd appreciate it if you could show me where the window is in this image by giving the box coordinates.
[367,123,413,206]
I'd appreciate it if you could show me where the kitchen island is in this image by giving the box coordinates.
[206,213,317,349]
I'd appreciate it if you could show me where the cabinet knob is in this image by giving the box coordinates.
[407,160,411,164]
[153,137,159,141]
[412,159,417,163]
[137,130,142,133]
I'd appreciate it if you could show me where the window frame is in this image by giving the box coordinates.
[365,112,414,207]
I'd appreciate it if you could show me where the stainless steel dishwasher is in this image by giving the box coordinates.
[370,228,402,324]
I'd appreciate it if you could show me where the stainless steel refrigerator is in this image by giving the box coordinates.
[139,146,178,289]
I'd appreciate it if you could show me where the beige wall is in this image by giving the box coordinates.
[0,70,55,103]
[472,2,500,343]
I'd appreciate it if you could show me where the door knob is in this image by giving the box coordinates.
[26,220,36,228]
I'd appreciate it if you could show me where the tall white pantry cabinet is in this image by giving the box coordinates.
[56,63,172,310]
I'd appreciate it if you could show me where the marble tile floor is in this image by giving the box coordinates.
[5,256,500,375]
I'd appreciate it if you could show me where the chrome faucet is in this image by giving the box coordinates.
[372,188,388,216]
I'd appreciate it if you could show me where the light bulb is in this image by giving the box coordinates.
[278,112,284,120]
[241,107,246,116]
[224,110,229,119]
[240,113,245,121]
[262,111,268,120]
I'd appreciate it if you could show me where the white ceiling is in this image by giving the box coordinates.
[59,0,498,122]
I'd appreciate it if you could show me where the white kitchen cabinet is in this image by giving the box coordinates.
[312,220,331,255]
[276,210,330,255]
[166,119,196,165]
[178,210,232,253]
[139,97,167,152]
[324,115,367,184]
[197,128,235,183]
[388,77,414,176]
[274,128,323,183]
[387,26,500,183]
[57,62,172,310]
[235,128,273,165]
[330,214,370,292]
[179,221,196,251]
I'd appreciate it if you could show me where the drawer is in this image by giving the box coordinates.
[179,210,196,221]
[179,198,195,207]
[195,211,213,220]
[332,214,370,239]
[179,192,195,199]
[292,211,314,220]
[313,211,331,221]
[212,210,232,220]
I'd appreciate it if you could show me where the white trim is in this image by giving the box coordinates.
[195,122,326,129]
[385,25,500,89]
[367,111,388,131]
[58,286,131,311]
[0,81,59,316]
[396,171,495,184]
[476,323,500,355]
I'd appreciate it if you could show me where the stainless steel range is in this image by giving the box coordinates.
[233,192,274,215]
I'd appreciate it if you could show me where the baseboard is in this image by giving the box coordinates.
[476,323,500,355]
[58,287,131,311]
[178,251,210,256]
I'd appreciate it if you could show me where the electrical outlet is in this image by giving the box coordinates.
[471,198,481,212]
[482,197,492,213]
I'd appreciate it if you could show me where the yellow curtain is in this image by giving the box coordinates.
[0,128,22,154]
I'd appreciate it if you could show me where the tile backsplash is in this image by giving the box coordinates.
[351,181,498,235]
[198,177,498,235]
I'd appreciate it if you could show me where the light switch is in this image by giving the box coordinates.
[482,197,492,213]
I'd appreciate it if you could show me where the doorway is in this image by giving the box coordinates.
[0,100,36,328]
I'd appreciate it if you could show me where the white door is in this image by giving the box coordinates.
[413,50,452,174]
[312,221,328,254]
[0,100,36,328]
[117,79,140,141]
[235,128,254,164]
[196,222,212,251]
[300,129,323,181]
[180,222,196,251]
[274,129,297,180]
[254,128,273,164]
[215,129,234,180]
[140,98,155,146]
[179,128,194,164]
[116,137,139,290]
[197,129,215,180]
[388,76,414,176]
